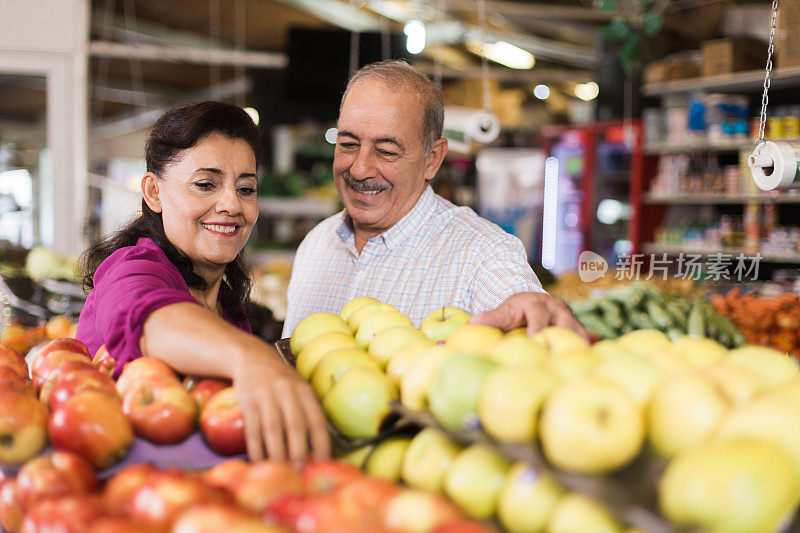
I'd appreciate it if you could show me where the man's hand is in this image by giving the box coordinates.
[470,292,590,341]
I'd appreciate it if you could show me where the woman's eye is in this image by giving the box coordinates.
[194,181,214,190]
[238,187,256,196]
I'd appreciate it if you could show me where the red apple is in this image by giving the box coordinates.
[432,521,498,533]
[86,516,161,533]
[102,463,159,515]
[199,387,246,456]
[302,460,363,493]
[33,338,91,370]
[0,390,48,464]
[122,376,198,444]
[48,390,134,468]
[172,503,275,533]
[38,359,93,405]
[0,480,22,533]
[92,344,117,378]
[233,460,304,514]
[0,366,34,396]
[186,377,230,411]
[48,367,119,412]
[15,451,98,514]
[19,495,107,533]
[31,350,92,390]
[203,458,251,495]
[335,477,401,528]
[0,345,28,379]
[128,470,228,530]
[383,489,462,533]
[286,492,356,533]
[263,492,308,529]
[116,357,179,397]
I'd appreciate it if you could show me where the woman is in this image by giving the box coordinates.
[77,101,330,466]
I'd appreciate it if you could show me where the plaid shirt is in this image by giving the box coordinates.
[282,186,544,336]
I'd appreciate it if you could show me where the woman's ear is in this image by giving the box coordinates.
[141,172,162,213]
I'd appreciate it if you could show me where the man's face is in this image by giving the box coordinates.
[333,78,438,239]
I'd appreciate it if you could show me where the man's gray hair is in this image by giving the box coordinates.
[341,60,444,154]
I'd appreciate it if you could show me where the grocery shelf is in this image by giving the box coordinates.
[642,193,800,205]
[247,248,296,265]
[642,65,800,96]
[642,243,800,264]
[643,139,752,155]
[257,196,339,217]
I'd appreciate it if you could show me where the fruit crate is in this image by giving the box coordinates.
[274,338,420,453]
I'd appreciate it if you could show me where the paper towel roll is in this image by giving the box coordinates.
[748,140,800,190]
[442,106,501,150]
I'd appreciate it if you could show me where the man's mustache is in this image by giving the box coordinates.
[341,171,391,192]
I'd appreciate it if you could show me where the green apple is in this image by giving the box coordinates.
[368,327,427,369]
[355,310,413,349]
[310,347,377,397]
[531,326,588,355]
[290,312,350,355]
[348,302,399,333]
[365,437,411,481]
[401,428,462,493]
[703,361,766,404]
[497,462,565,533]
[444,324,503,354]
[547,493,623,533]
[296,330,358,379]
[420,307,471,343]
[665,336,727,369]
[540,377,644,474]
[725,345,799,387]
[480,335,548,367]
[339,444,373,468]
[443,444,510,520]
[400,346,460,411]
[547,348,600,381]
[592,351,664,404]
[339,296,380,323]
[428,354,498,430]
[385,338,436,385]
[322,366,397,438]
[659,438,800,533]
[615,329,671,357]
[715,394,800,480]
[648,372,728,458]
[478,364,559,443]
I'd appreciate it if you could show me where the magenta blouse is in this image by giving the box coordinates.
[76,237,251,377]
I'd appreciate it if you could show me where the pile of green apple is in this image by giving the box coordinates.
[293,297,800,533]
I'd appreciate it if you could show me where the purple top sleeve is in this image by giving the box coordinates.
[76,237,251,377]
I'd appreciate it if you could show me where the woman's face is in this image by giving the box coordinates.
[146,132,258,278]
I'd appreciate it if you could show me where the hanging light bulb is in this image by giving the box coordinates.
[533,84,550,100]
[404,20,426,54]
[242,107,260,125]
[574,82,599,101]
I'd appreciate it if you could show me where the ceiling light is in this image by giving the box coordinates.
[480,41,535,70]
[404,20,426,54]
[325,127,338,144]
[533,84,550,100]
[574,82,599,101]
[243,107,260,125]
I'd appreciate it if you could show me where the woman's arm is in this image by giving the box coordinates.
[140,302,331,466]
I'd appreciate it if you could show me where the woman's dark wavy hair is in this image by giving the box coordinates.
[82,101,260,323]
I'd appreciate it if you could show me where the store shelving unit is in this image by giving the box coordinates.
[643,139,752,155]
[642,65,800,96]
[256,196,339,218]
[642,193,800,205]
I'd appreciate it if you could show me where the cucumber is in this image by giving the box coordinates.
[570,300,598,315]
[687,304,705,338]
[663,300,688,329]
[578,313,618,339]
[646,300,673,331]
[666,328,684,341]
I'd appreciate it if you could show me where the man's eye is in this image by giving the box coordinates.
[338,142,358,149]
[378,150,398,157]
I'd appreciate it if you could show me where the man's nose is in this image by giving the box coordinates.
[349,148,376,179]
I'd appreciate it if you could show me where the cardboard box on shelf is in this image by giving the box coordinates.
[643,60,670,84]
[776,0,800,69]
[701,39,766,77]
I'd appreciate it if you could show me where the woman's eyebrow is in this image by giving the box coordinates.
[195,167,223,175]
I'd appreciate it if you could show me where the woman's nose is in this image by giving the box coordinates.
[215,185,242,215]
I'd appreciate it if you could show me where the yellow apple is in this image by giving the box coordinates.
[725,345,799,387]
[322,366,397,439]
[295,330,358,379]
[400,346,460,412]
[659,438,800,533]
[310,347,377,397]
[339,296,380,323]
[540,377,644,474]
[647,372,728,458]
[443,444,510,520]
[615,329,671,357]
[763,377,800,408]
[480,335,548,367]
[531,326,588,355]
[444,324,503,354]
[478,364,559,443]
[420,307,471,343]
[401,428,462,493]
[385,338,436,385]
[348,302,399,333]
[497,462,565,533]
[591,339,634,360]
[355,310,413,349]
[547,493,623,533]
[665,336,727,369]
[547,348,600,381]
[644,348,692,376]
[365,437,411,481]
[290,312,350,355]
[592,352,664,404]
[703,361,766,404]
[383,489,462,533]
[339,445,373,468]
[505,327,528,337]
[427,354,498,431]
[368,327,427,369]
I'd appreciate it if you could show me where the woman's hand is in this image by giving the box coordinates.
[231,342,331,467]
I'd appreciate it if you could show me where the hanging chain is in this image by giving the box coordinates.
[234,0,246,107]
[209,0,221,100]
[757,0,780,146]
[349,0,361,79]
[476,0,491,112]
[434,0,446,88]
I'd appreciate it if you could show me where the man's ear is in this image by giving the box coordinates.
[141,172,162,213]
[423,138,448,182]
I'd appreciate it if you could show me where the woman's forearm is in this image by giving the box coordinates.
[139,302,275,378]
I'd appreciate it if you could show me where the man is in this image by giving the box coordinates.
[283,60,585,338]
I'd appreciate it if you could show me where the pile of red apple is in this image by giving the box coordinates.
[0,449,496,533]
